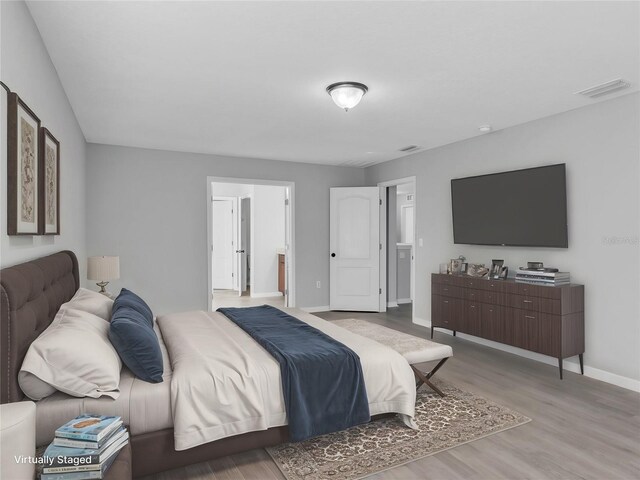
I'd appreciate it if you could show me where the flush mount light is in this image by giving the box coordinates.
[326,82,368,111]
[478,125,493,133]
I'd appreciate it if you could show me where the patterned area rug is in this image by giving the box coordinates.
[266,382,530,480]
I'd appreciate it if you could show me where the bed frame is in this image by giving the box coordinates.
[0,251,289,477]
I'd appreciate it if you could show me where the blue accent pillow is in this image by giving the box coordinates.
[112,288,154,327]
[109,289,163,383]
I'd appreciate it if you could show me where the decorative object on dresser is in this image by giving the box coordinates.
[431,273,584,379]
[498,266,509,279]
[449,258,462,274]
[40,127,60,235]
[7,91,41,235]
[467,263,489,277]
[87,256,120,296]
[490,259,504,279]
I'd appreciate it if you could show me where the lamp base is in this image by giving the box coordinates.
[96,281,111,297]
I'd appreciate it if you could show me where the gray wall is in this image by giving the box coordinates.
[365,93,640,385]
[0,1,86,272]
[86,144,365,313]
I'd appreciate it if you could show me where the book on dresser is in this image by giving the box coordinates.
[516,268,570,283]
[430,273,584,379]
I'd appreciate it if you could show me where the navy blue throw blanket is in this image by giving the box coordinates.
[217,305,370,441]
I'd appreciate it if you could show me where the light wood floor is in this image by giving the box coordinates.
[144,305,640,480]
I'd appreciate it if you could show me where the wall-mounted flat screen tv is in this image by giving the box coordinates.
[451,164,568,248]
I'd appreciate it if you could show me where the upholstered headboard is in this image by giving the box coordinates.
[0,251,79,403]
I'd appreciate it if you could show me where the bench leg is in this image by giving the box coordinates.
[411,357,449,397]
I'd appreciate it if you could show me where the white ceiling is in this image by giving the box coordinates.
[27,1,639,167]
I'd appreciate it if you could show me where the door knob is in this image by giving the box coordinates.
[236,250,245,253]
[331,253,336,257]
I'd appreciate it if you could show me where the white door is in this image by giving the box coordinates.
[236,197,249,296]
[212,199,234,289]
[330,187,381,311]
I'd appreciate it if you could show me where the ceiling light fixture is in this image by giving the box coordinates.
[478,125,493,133]
[326,82,368,111]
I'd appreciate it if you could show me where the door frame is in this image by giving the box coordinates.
[378,176,417,321]
[207,176,296,310]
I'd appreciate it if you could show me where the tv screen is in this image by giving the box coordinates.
[451,164,568,248]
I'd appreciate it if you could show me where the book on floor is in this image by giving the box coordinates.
[44,427,129,467]
[40,451,119,480]
[55,415,123,443]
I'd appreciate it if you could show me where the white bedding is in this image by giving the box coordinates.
[156,308,417,451]
[34,322,173,446]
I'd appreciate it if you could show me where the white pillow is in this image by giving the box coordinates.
[18,308,122,401]
[65,288,114,321]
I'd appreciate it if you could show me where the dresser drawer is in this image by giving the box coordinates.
[431,295,464,330]
[481,290,509,307]
[477,279,508,292]
[432,274,454,286]
[510,294,541,311]
[515,282,562,299]
[432,283,465,299]
[510,295,561,314]
[464,288,483,302]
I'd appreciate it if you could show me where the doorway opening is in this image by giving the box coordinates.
[380,177,416,322]
[207,177,295,311]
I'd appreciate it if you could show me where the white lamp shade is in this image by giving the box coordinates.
[326,82,368,111]
[87,256,120,281]
[329,86,365,110]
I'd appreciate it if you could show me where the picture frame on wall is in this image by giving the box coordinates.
[40,128,60,235]
[7,92,41,235]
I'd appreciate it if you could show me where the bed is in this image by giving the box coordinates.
[1,251,416,477]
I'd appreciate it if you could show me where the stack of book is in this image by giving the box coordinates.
[515,268,570,286]
[41,414,129,480]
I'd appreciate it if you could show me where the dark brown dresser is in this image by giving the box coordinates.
[431,273,584,378]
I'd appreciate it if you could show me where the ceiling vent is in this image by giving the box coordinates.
[398,145,420,153]
[575,79,630,99]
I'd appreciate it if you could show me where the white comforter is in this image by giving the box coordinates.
[156,308,416,450]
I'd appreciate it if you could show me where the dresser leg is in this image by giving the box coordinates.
[431,326,434,339]
[558,358,563,379]
[579,354,584,375]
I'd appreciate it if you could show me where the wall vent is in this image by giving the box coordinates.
[398,145,420,152]
[574,78,630,98]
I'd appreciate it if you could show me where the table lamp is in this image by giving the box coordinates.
[87,256,120,296]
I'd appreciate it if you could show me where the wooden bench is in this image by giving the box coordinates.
[332,319,453,397]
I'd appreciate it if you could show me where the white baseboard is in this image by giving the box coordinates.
[428,326,640,392]
[412,317,430,328]
[387,301,399,308]
[301,305,330,313]
[250,292,283,298]
[397,298,412,304]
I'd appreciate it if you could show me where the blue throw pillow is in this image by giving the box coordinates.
[109,289,163,383]
[112,288,154,327]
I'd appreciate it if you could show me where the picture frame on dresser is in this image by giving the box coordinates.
[7,92,41,235]
[39,128,60,235]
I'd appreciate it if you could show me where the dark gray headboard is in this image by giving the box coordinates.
[0,250,79,403]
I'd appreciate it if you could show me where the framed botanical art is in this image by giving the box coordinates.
[7,92,41,235]
[39,128,60,235]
